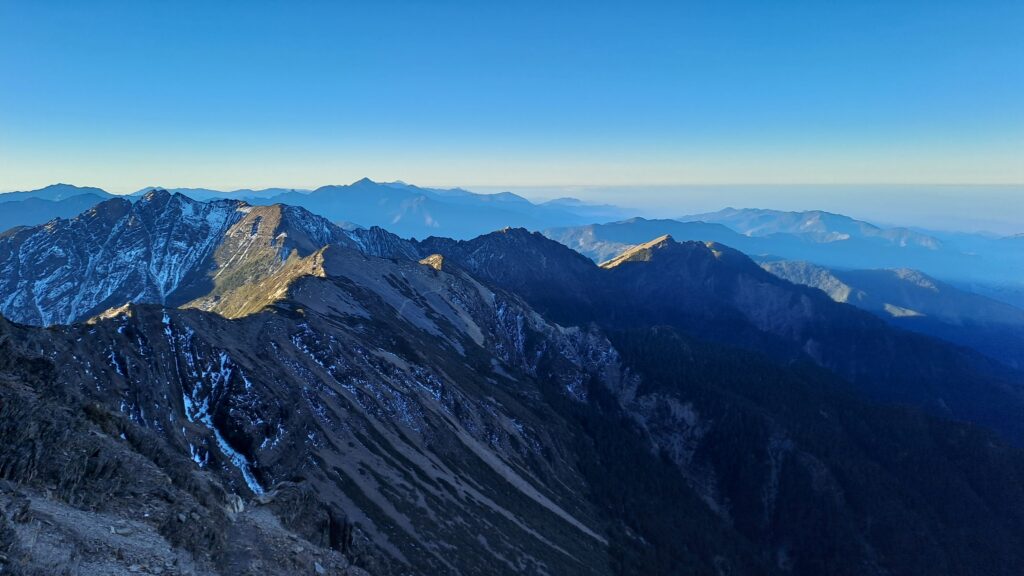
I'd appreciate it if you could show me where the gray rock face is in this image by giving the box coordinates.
[0,191,416,326]
[0,191,242,325]
[345,225,421,260]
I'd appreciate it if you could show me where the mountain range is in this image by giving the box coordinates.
[0,183,115,232]
[5,183,1019,298]
[546,212,1023,287]
[2,190,1024,574]
[0,180,630,242]
[420,231,1024,441]
[759,260,1024,369]
[681,208,943,249]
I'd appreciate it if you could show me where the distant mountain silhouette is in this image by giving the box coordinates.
[545,213,1024,301]
[0,183,113,202]
[761,259,1024,369]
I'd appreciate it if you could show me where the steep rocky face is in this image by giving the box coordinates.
[0,319,363,576]
[0,192,416,326]
[0,191,243,325]
[418,228,602,322]
[1,242,629,575]
[345,225,421,260]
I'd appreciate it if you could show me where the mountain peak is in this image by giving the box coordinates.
[140,187,172,202]
[351,177,378,186]
[600,234,676,268]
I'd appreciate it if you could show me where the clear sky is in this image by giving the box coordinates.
[1,0,1022,195]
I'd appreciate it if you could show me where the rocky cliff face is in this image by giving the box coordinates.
[0,191,249,325]
[0,191,416,326]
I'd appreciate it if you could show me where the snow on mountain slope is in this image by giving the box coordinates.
[0,190,242,325]
[0,190,421,326]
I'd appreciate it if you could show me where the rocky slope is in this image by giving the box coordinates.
[0,240,626,574]
[420,229,1024,444]
[7,236,1024,575]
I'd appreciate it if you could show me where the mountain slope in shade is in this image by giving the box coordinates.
[0,250,626,574]
[419,228,603,321]
[421,230,1024,444]
[760,260,1024,369]
[3,194,1024,573]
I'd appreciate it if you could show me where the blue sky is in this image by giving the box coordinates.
[1,0,1022,196]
